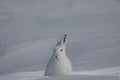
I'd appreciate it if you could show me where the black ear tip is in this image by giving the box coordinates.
[65,34,67,36]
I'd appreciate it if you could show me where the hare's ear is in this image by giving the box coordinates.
[56,41,61,46]
[63,34,67,43]
[56,34,67,46]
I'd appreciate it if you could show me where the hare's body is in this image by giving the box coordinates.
[45,34,72,76]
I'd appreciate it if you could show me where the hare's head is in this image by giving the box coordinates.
[53,34,67,58]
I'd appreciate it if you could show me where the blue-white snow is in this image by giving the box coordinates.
[0,0,120,80]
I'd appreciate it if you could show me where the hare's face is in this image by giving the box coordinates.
[54,44,65,54]
[53,34,67,57]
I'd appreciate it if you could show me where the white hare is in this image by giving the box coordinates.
[45,34,72,76]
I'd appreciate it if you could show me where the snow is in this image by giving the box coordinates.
[73,66,120,76]
[0,0,120,80]
[0,68,120,80]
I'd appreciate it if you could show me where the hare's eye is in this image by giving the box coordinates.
[60,49,63,51]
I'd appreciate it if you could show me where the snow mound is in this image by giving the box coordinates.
[72,66,120,77]
[0,66,120,80]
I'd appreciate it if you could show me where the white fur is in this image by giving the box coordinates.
[45,35,72,76]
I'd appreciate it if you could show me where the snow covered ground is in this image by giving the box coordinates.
[0,0,120,80]
[0,67,120,80]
